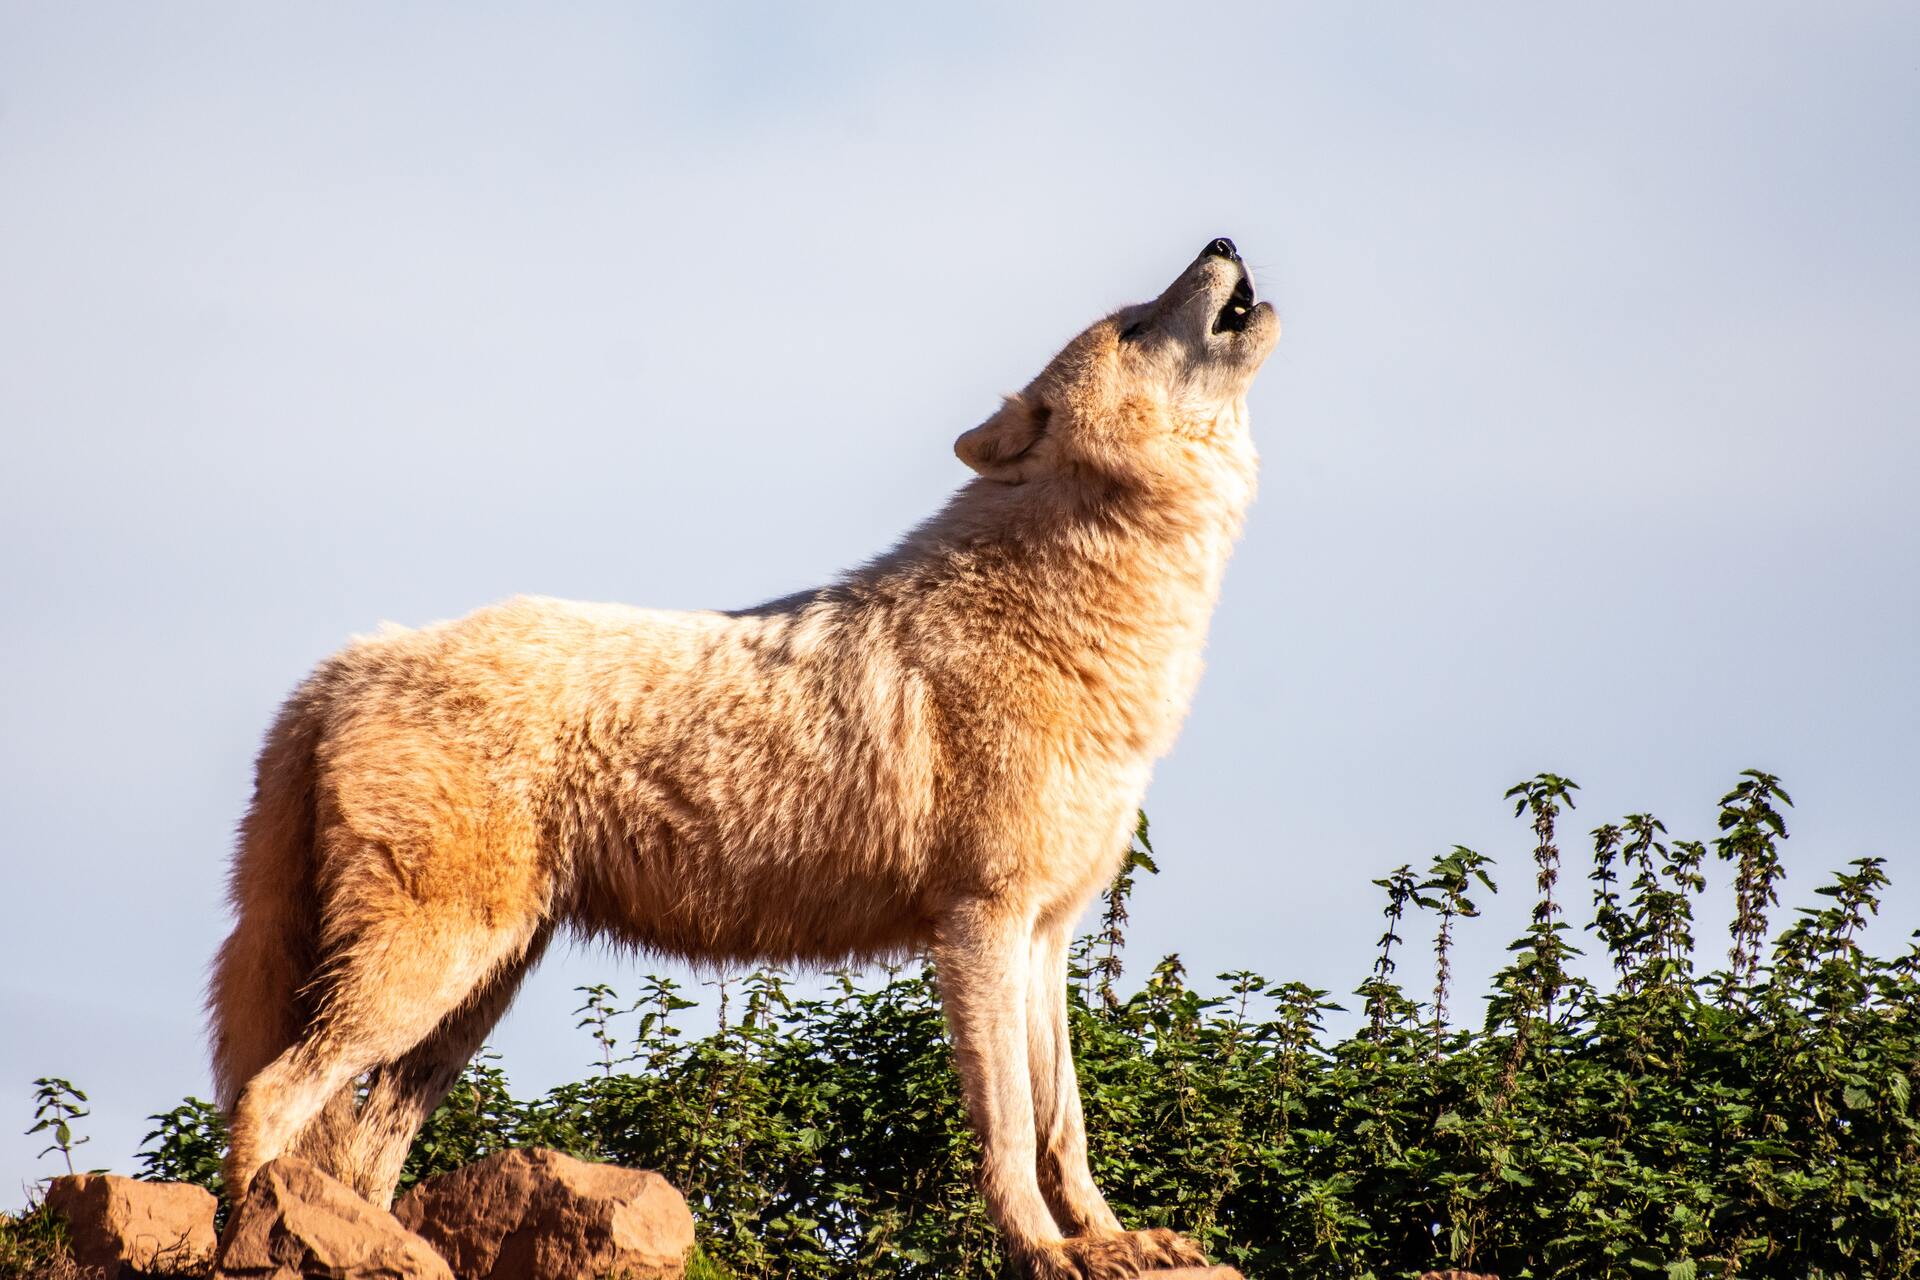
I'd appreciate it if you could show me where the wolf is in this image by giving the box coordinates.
[209,238,1278,1278]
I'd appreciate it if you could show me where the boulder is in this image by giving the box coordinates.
[43,1173,218,1278]
[215,1156,451,1280]
[395,1148,694,1280]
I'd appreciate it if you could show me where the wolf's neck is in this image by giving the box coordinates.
[873,455,1255,690]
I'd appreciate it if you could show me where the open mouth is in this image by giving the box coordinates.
[1212,270,1256,335]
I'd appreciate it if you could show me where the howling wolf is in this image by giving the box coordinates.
[211,238,1278,1279]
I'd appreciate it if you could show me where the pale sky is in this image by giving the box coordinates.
[3,4,1916,1198]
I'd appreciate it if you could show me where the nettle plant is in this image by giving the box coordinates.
[26,1078,91,1178]
[80,772,1920,1279]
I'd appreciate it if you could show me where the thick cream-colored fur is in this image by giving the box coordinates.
[209,242,1278,1278]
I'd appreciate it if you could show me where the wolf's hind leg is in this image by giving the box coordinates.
[221,898,539,1201]
[341,929,549,1207]
[287,1085,360,1177]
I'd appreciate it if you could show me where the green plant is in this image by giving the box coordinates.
[26,1078,90,1177]
[137,1097,227,1195]
[1425,845,1494,1056]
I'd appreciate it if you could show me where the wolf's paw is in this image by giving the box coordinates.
[1019,1229,1209,1279]
[1112,1226,1209,1270]
[1019,1233,1140,1280]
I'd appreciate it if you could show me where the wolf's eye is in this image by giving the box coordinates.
[1119,320,1147,342]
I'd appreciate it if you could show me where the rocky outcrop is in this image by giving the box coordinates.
[214,1156,451,1280]
[43,1173,218,1278]
[394,1148,694,1280]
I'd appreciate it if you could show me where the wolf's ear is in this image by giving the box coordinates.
[954,396,1051,482]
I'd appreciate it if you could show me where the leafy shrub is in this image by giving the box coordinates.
[139,1097,227,1200]
[125,771,1920,1279]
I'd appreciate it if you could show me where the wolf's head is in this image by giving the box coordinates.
[955,239,1279,488]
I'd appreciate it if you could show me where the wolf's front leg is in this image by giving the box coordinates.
[933,902,1060,1249]
[936,901,1166,1280]
[1026,915,1210,1272]
[1026,915,1123,1236]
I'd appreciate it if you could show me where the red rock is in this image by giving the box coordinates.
[215,1156,451,1280]
[395,1148,694,1280]
[43,1173,218,1278]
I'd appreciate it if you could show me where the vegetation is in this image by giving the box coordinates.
[0,1197,73,1280]
[13,770,1919,1279]
[24,1081,89,1178]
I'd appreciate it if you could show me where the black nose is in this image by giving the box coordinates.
[1203,237,1240,262]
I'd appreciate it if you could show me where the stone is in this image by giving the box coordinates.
[395,1148,694,1280]
[1418,1272,1499,1279]
[43,1172,218,1278]
[215,1156,452,1280]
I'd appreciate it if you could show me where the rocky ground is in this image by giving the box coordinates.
[32,1148,694,1280]
[24,1149,1496,1278]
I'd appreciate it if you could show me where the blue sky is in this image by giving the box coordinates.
[2,4,1916,1198]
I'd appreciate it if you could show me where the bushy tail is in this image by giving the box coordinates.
[208,693,324,1112]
